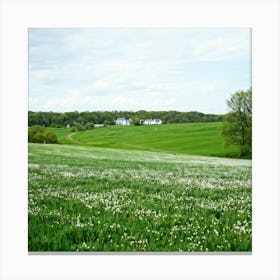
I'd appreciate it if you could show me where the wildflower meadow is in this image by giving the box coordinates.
[28,143,252,252]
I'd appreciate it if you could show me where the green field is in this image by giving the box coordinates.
[29,123,251,252]
[54,122,240,158]
[28,143,251,252]
[45,127,72,139]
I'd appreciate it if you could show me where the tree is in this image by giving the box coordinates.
[44,131,58,144]
[133,117,141,126]
[75,123,86,131]
[28,125,45,143]
[103,120,111,126]
[85,122,95,130]
[221,88,252,158]
[28,125,58,144]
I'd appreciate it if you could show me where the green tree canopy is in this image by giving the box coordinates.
[28,110,224,127]
[28,125,58,144]
[221,88,252,158]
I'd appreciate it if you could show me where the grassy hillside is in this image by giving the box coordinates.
[45,127,72,139]
[57,122,239,158]
[28,143,251,251]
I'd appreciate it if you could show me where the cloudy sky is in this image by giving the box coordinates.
[29,28,251,114]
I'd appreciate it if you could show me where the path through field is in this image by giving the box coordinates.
[65,132,83,144]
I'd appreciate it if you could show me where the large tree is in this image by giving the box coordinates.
[28,125,58,144]
[221,88,252,158]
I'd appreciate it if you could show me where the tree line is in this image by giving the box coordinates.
[28,110,223,128]
[28,88,251,158]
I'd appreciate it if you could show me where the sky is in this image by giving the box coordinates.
[29,28,251,114]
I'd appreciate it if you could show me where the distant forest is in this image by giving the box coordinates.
[28,110,224,128]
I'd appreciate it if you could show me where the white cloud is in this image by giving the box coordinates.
[29,97,40,107]
[29,69,57,83]
[184,33,250,63]
[88,80,110,91]
[29,28,251,113]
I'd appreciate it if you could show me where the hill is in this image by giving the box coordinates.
[54,122,239,158]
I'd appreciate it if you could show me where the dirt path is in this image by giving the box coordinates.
[66,132,86,144]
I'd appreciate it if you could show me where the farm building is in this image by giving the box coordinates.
[142,119,162,125]
[115,117,132,126]
[94,124,104,128]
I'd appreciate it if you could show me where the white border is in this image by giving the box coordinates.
[0,0,279,279]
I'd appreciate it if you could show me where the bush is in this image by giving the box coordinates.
[85,122,94,130]
[28,125,44,143]
[28,125,57,144]
[44,131,58,144]
[76,123,86,131]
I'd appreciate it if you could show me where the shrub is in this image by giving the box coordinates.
[85,122,94,130]
[28,125,57,144]
[44,131,58,144]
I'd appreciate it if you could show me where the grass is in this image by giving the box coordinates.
[55,122,240,158]
[28,143,251,252]
[45,127,72,140]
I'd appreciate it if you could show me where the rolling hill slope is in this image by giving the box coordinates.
[56,122,239,157]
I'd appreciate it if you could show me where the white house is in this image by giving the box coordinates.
[94,124,104,128]
[115,117,132,126]
[143,119,162,125]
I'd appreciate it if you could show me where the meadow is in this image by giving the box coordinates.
[45,127,72,139]
[28,142,251,252]
[57,122,240,158]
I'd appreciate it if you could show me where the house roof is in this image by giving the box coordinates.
[144,119,161,121]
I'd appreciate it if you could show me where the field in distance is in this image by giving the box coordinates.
[50,122,240,158]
